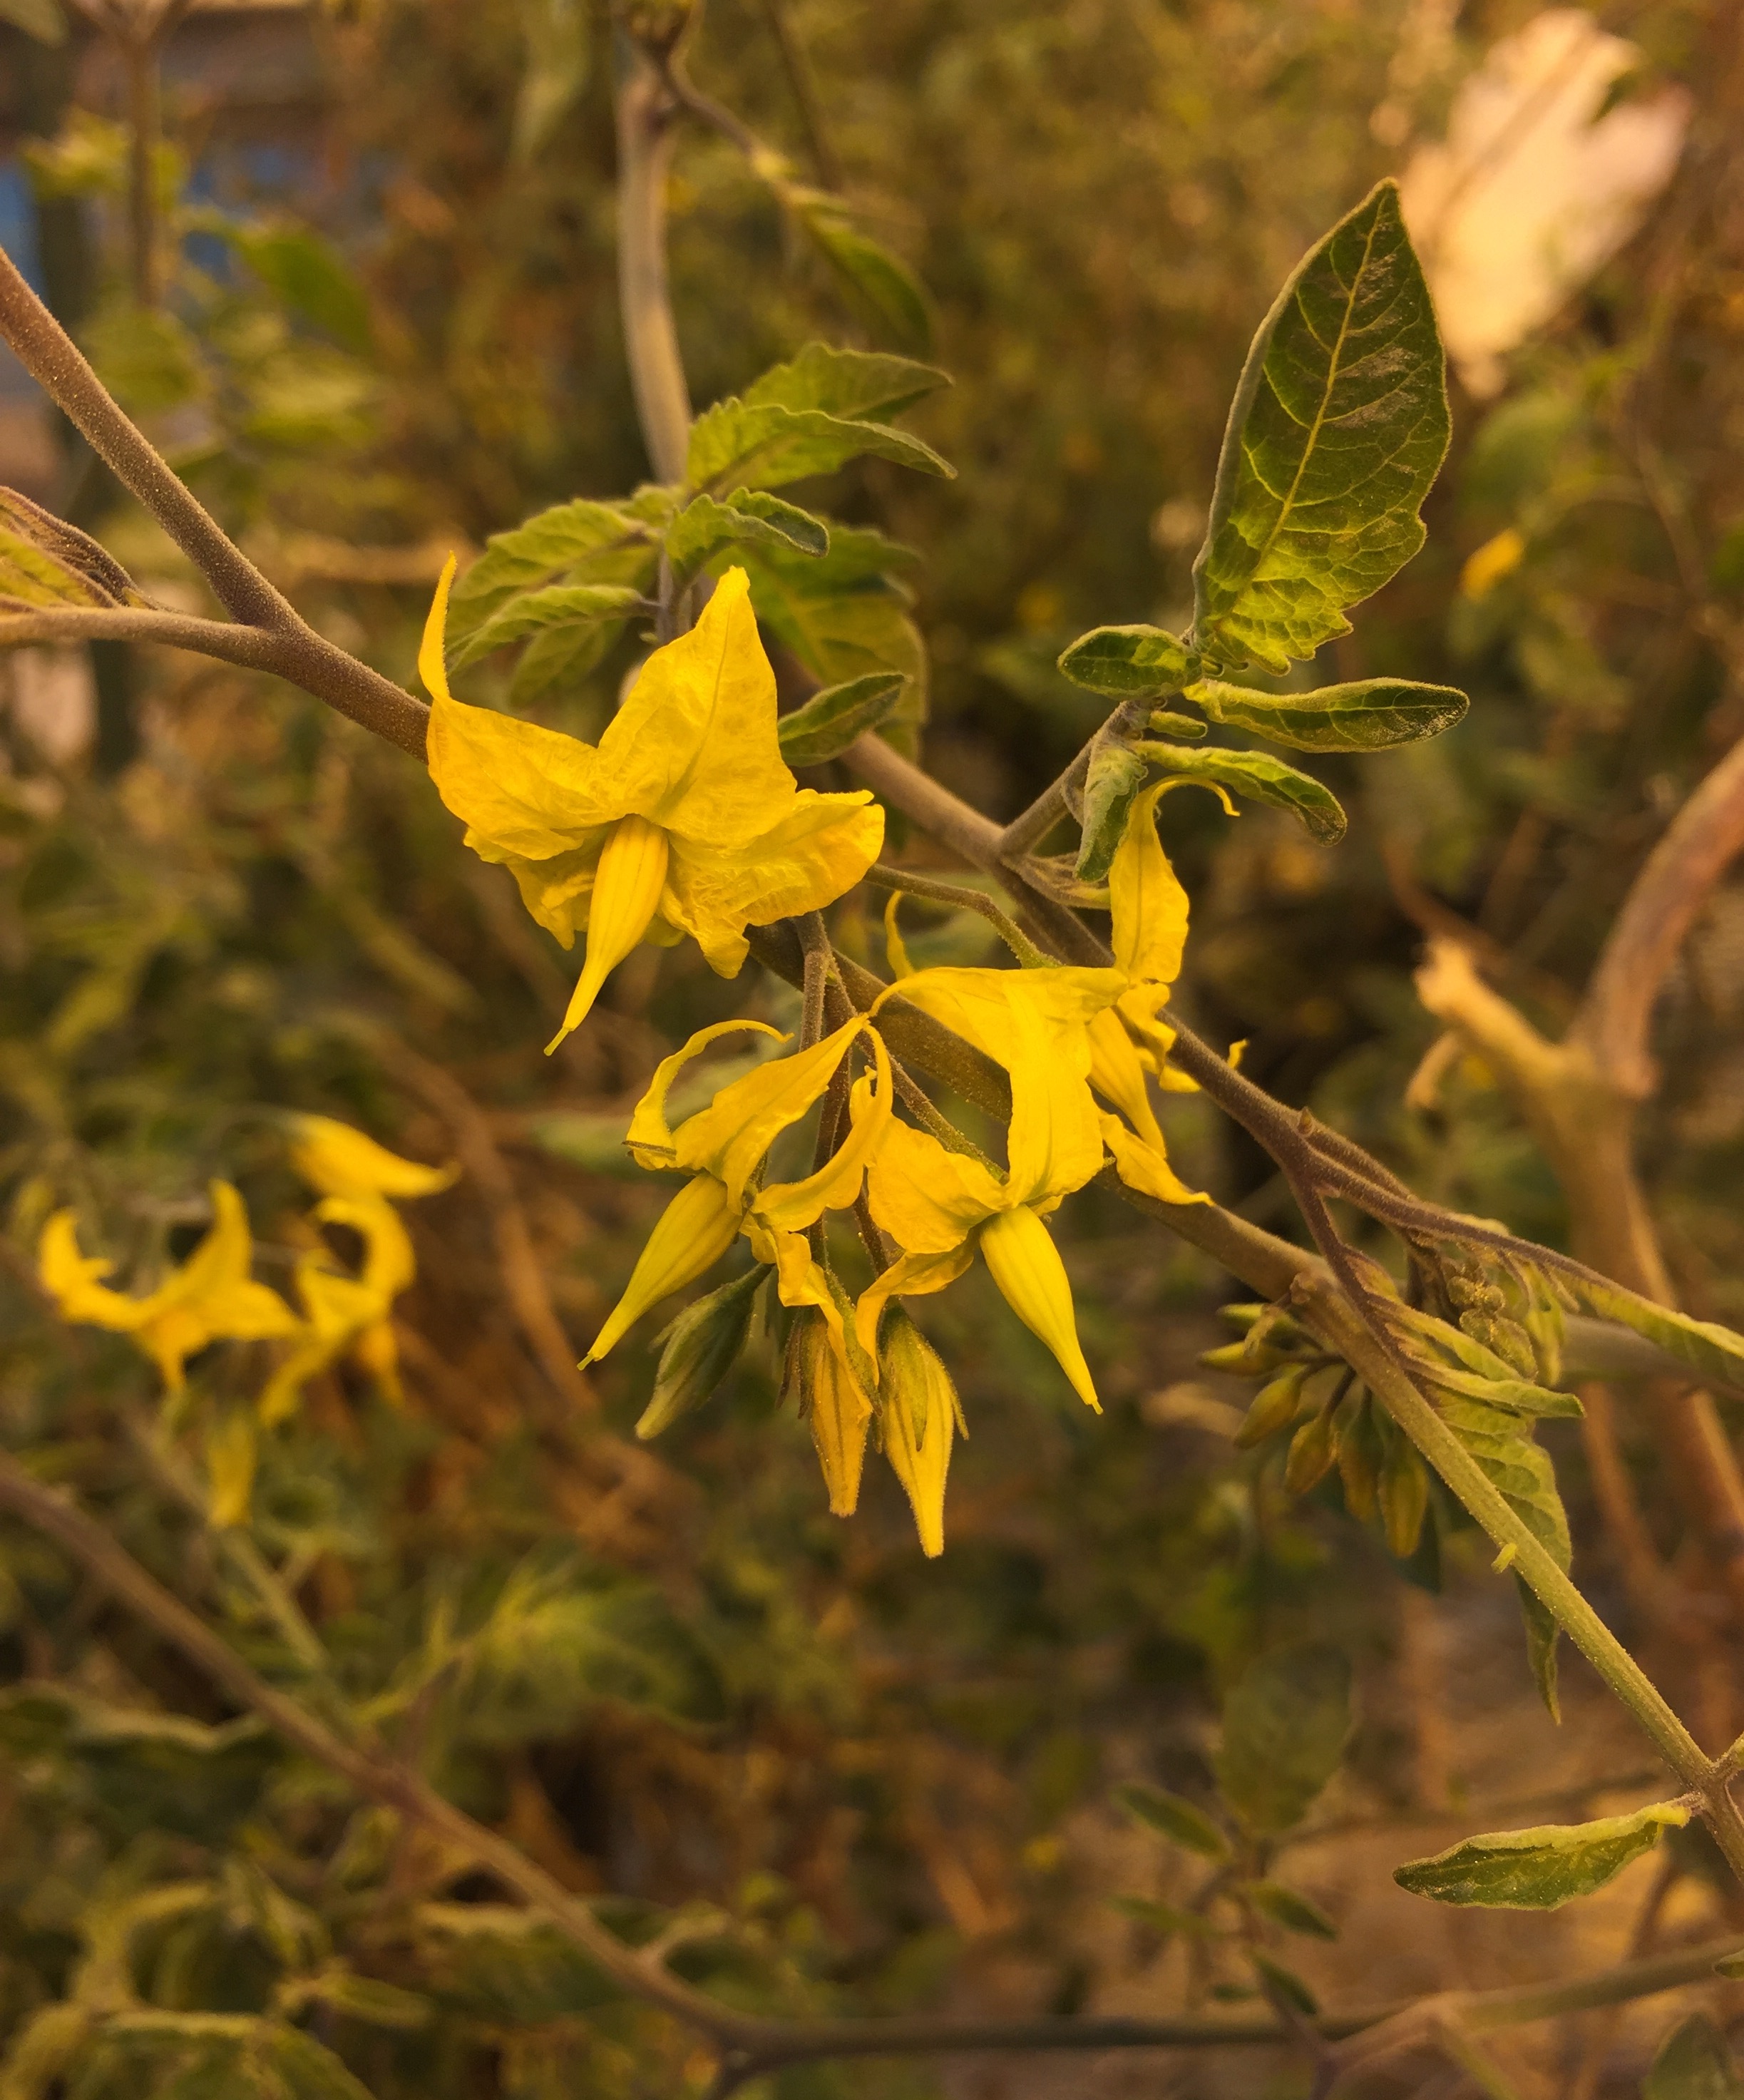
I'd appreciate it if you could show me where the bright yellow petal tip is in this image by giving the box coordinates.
[546,813,670,1053]
[583,1172,740,1366]
[419,553,456,706]
[977,1204,1099,1411]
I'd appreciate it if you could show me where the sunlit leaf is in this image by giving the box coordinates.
[743,342,950,421]
[1135,741,1347,843]
[1186,675,1469,752]
[448,583,643,672]
[1074,738,1149,881]
[687,397,953,493]
[667,488,828,582]
[777,672,906,764]
[1191,180,1450,672]
[1395,1801,1688,1908]
[1058,623,1197,696]
[0,488,143,610]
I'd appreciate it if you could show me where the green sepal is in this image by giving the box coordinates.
[1113,1783,1231,1860]
[1057,623,1197,696]
[1134,742,1347,844]
[777,672,906,765]
[1393,1801,1688,1910]
[1191,179,1449,672]
[1185,677,1469,752]
[637,1266,768,1441]
[1074,738,1149,882]
[666,488,829,583]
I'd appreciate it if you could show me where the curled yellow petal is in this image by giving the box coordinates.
[583,1172,739,1366]
[1099,1112,1206,1209]
[205,1410,258,1530]
[1087,1007,1166,1150]
[853,1243,975,1363]
[39,1210,145,1331]
[289,1115,458,1202]
[879,1311,960,1557]
[756,1036,892,1235]
[1108,782,1190,988]
[547,812,671,1052]
[977,1204,1099,1411]
[419,553,457,706]
[314,1193,418,1300]
[674,1015,864,1216]
[883,891,914,978]
[625,1019,787,1169]
[863,1115,1006,1256]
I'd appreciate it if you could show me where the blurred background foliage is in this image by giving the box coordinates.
[0,0,1741,2093]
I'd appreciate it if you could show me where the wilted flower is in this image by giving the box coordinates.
[420,563,884,1049]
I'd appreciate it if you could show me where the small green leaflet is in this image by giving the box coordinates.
[1114,1783,1230,1860]
[1394,1801,1688,1909]
[743,342,949,423]
[1191,180,1450,674]
[220,222,373,355]
[1074,739,1150,881]
[1135,741,1347,844]
[446,498,656,634]
[638,1266,766,1441]
[741,528,928,745]
[1058,623,1198,696]
[1186,677,1469,753]
[1645,2016,1744,2100]
[1249,1949,1319,2015]
[1377,1300,1582,1419]
[448,584,644,672]
[786,193,933,353]
[666,488,829,583]
[777,672,906,765]
[1214,1644,1351,1835]
[1245,1881,1338,1940]
[298,1969,432,2032]
[686,401,953,495]
[1566,1276,1744,1400]
[0,487,143,610]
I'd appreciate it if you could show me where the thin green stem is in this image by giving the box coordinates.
[861,864,1048,967]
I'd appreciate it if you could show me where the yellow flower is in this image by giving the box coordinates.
[260,1193,416,1425]
[287,1115,458,1202]
[856,966,1125,1410]
[584,1014,893,1390]
[420,563,886,1050]
[39,1183,298,1393]
[878,1309,963,1557]
[1084,782,1208,1209]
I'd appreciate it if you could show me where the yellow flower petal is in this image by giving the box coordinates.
[660,792,884,978]
[583,1172,740,1366]
[419,553,458,706]
[977,1204,1099,1411]
[852,1244,975,1363]
[1099,1112,1206,1209]
[626,1018,788,1169]
[205,1410,257,1530]
[755,1041,892,1235]
[289,1116,458,1202]
[673,1015,864,1216]
[883,891,914,978]
[784,1303,873,1517]
[1108,782,1189,989]
[863,1115,1007,1255]
[156,1184,299,1348]
[879,1311,960,1557]
[492,840,604,949]
[1087,1007,1167,1151]
[39,1210,146,1331]
[313,1193,417,1300]
[594,568,793,849]
[546,813,671,1051]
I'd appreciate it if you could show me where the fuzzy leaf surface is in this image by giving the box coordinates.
[1136,742,1347,843]
[1186,676,1468,752]
[1394,1802,1688,1909]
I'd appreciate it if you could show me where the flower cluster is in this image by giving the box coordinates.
[38,1117,455,1517]
[418,567,1206,1556]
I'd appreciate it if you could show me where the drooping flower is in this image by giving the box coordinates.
[585,1013,893,1381]
[1082,782,1208,1208]
[39,1183,299,1393]
[856,965,1125,1409]
[265,1116,457,1422]
[878,1308,964,1557]
[420,563,886,1049]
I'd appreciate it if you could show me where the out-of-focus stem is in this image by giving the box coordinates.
[615,32,692,486]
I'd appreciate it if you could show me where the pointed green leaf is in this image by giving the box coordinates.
[1395,1802,1688,1909]
[302,1969,432,2032]
[449,583,643,672]
[1515,1574,1561,1723]
[1114,1783,1231,1860]
[794,197,933,352]
[222,222,373,354]
[1191,180,1450,673]
[1646,2016,1744,2100]
[1245,1880,1338,1940]
[448,498,656,633]
[1249,1948,1320,2015]
[0,487,143,609]
[667,488,829,583]
[637,1266,766,1439]
[1379,1301,1582,1418]
[1108,1895,1215,1936]
[1214,1644,1350,1834]
[687,399,952,495]
[506,618,626,707]
[743,342,949,422]
[1565,1279,1744,1401]
[777,672,906,765]
[1075,739,1149,882]
[1186,677,1469,752]
[1059,623,1197,697]
[1135,742,1347,844]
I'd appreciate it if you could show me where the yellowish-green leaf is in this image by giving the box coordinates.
[743,342,949,422]
[1186,676,1469,752]
[1058,623,1197,697]
[1394,1801,1688,1909]
[1214,1644,1350,1834]
[687,397,953,494]
[0,488,143,610]
[777,672,906,765]
[666,488,828,583]
[1075,738,1149,882]
[448,583,643,672]
[1246,1880,1338,1940]
[792,196,933,352]
[448,497,657,634]
[1114,1783,1231,1860]
[1192,180,1449,672]
[1249,1948,1319,2015]
[1135,741,1347,844]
